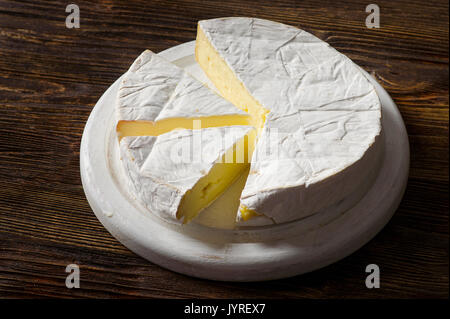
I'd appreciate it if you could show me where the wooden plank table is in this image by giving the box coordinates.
[0,0,448,298]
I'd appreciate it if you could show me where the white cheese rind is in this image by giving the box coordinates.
[198,17,382,224]
[119,126,253,223]
[117,50,247,122]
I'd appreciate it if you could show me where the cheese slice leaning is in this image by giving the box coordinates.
[196,17,383,225]
[116,50,252,139]
[120,126,255,224]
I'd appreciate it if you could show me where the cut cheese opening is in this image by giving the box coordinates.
[117,115,251,140]
[178,129,256,223]
[196,24,270,221]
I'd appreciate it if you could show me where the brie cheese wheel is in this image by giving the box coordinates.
[120,126,255,224]
[196,17,382,225]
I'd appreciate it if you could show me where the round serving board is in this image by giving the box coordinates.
[80,41,409,281]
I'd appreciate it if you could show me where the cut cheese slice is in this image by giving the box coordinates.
[196,17,382,225]
[116,50,251,139]
[116,50,258,224]
[120,126,255,224]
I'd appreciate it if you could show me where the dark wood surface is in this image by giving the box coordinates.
[0,0,448,298]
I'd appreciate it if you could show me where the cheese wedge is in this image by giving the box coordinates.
[120,126,255,224]
[196,17,382,225]
[117,50,257,224]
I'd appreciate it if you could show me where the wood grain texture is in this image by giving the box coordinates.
[0,0,448,298]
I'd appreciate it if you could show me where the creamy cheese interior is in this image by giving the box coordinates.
[117,115,251,139]
[178,129,256,223]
